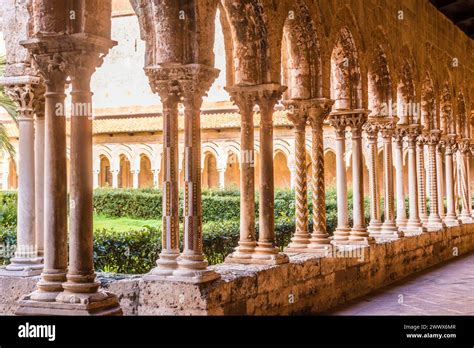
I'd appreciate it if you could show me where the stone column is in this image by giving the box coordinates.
[444,135,459,226]
[224,86,258,263]
[457,138,472,223]
[436,140,445,219]
[405,127,425,233]
[426,130,445,230]
[393,128,408,228]
[363,122,382,235]
[132,169,140,189]
[328,114,350,242]
[284,101,311,252]
[380,122,402,238]
[254,84,288,264]
[93,169,100,189]
[416,135,428,224]
[34,97,45,257]
[55,53,121,315]
[308,99,334,250]
[29,54,69,302]
[152,169,160,188]
[111,169,119,188]
[145,69,181,277]
[217,168,226,190]
[347,113,374,244]
[0,77,43,276]
[175,65,221,281]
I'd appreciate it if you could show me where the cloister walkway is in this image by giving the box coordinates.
[327,252,474,315]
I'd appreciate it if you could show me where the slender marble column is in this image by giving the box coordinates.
[426,130,445,230]
[111,169,119,188]
[348,113,374,244]
[380,123,402,238]
[30,55,69,302]
[176,66,222,280]
[393,129,408,228]
[132,169,139,189]
[405,127,425,233]
[284,101,311,251]
[254,85,288,264]
[444,135,459,226]
[308,99,334,249]
[148,80,180,275]
[217,168,226,190]
[34,99,45,257]
[364,122,382,235]
[224,87,258,262]
[57,54,108,304]
[1,79,43,276]
[416,135,428,224]
[436,140,445,219]
[457,139,472,222]
[328,114,350,242]
[93,169,100,189]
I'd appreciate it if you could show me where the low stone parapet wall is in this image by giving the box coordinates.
[1,224,474,315]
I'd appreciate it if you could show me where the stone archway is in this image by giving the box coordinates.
[138,154,154,188]
[202,152,219,189]
[119,154,132,188]
[274,151,291,189]
[224,152,240,189]
[99,155,112,187]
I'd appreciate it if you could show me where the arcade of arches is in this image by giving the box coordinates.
[0,0,473,315]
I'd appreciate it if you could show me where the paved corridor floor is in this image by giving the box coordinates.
[327,252,474,315]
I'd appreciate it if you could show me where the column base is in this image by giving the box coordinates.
[143,268,221,284]
[225,249,289,265]
[458,214,473,224]
[0,262,43,277]
[284,243,332,254]
[286,233,311,250]
[396,218,408,228]
[0,256,44,277]
[367,221,383,237]
[332,227,351,242]
[426,220,447,231]
[443,215,461,227]
[150,250,180,276]
[16,291,122,316]
[404,221,427,234]
[380,222,403,239]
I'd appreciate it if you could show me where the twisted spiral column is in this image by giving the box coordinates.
[416,135,428,224]
[308,100,333,249]
[285,103,310,251]
[436,140,446,220]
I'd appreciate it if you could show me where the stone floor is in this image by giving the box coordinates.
[327,252,474,315]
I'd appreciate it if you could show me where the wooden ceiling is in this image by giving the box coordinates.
[430,0,474,39]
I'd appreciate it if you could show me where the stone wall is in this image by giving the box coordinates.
[1,223,474,315]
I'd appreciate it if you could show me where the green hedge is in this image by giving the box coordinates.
[92,218,295,273]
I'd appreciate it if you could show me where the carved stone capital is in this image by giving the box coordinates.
[392,128,406,145]
[445,135,458,155]
[426,130,442,146]
[0,76,45,119]
[458,138,471,154]
[283,100,308,129]
[362,121,379,142]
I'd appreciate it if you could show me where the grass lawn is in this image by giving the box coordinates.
[93,214,161,232]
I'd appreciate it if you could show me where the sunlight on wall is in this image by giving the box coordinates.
[204,9,230,103]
